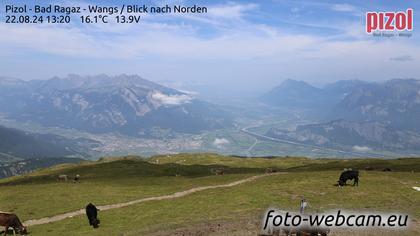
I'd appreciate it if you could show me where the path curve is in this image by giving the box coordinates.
[24,173,278,226]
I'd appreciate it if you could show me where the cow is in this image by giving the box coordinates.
[265,168,277,173]
[0,212,27,236]
[211,168,224,175]
[57,174,68,182]
[215,169,224,175]
[73,174,81,183]
[85,203,100,228]
[338,170,359,187]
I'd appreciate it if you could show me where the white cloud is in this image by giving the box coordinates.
[0,23,103,57]
[157,2,259,27]
[176,89,199,96]
[0,20,322,60]
[331,4,357,13]
[207,3,258,20]
[213,138,230,147]
[352,145,372,152]
[151,91,193,105]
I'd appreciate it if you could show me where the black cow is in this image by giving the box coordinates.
[338,170,359,187]
[85,203,100,228]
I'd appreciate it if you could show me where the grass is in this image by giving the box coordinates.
[1,154,419,235]
[150,153,329,169]
[0,157,258,220]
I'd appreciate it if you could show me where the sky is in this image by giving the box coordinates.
[0,0,419,98]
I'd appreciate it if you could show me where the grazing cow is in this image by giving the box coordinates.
[215,169,224,175]
[338,170,359,187]
[265,168,278,174]
[57,174,68,182]
[73,174,81,183]
[85,203,100,228]
[0,212,27,236]
[382,168,392,172]
[211,168,224,175]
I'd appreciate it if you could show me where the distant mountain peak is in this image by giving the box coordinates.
[0,74,232,137]
[261,79,323,109]
[0,77,26,86]
[278,79,316,89]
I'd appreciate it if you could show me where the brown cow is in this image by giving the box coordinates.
[215,169,224,175]
[0,212,27,236]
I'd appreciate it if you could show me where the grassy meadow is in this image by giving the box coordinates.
[0,154,419,235]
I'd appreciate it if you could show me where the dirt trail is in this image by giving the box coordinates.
[24,173,278,227]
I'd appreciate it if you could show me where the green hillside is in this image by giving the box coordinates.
[0,154,419,235]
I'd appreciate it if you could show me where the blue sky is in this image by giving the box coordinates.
[0,0,419,96]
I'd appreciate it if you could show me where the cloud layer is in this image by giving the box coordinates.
[151,91,193,105]
[213,138,230,147]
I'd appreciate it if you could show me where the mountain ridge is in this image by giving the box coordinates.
[0,74,233,137]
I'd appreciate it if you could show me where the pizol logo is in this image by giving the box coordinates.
[366,9,413,33]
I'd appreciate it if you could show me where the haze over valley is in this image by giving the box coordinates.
[1,74,420,176]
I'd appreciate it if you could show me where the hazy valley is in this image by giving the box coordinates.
[1,75,420,177]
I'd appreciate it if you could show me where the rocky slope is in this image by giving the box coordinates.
[267,120,420,151]
[0,75,232,137]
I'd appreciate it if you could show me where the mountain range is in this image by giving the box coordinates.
[261,79,368,112]
[267,120,420,152]
[262,78,420,129]
[331,79,420,132]
[262,78,420,153]
[1,75,419,161]
[0,75,232,137]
